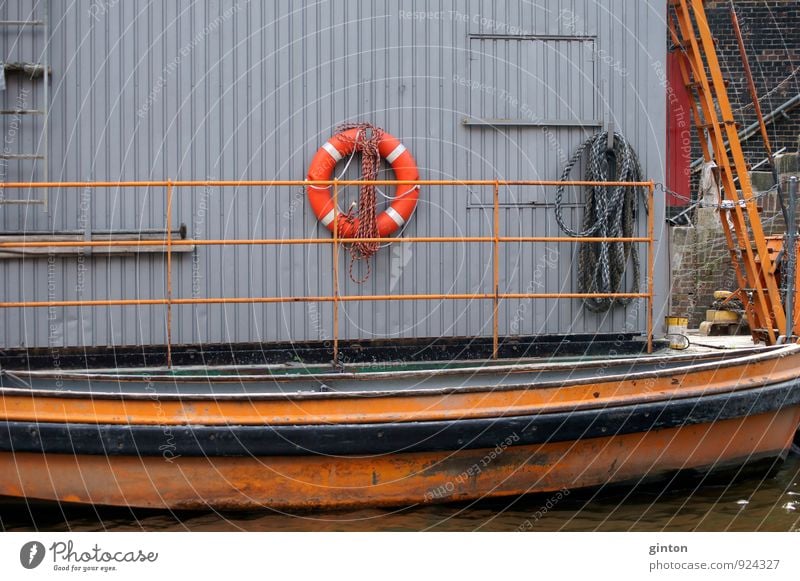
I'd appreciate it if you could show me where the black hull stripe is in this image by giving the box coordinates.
[2,379,800,457]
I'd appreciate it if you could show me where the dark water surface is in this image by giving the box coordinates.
[2,456,799,532]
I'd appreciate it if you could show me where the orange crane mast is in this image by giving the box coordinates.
[668,0,796,344]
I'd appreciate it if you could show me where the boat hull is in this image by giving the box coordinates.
[1,409,797,510]
[2,345,800,510]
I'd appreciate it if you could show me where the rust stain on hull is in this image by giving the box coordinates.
[1,410,797,511]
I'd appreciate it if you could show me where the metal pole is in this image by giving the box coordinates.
[166,180,173,367]
[0,179,657,189]
[332,179,340,365]
[787,177,797,340]
[42,0,49,209]
[0,235,652,249]
[647,182,655,353]
[492,180,500,359]
[0,292,650,309]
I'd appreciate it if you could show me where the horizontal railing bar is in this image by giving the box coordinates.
[499,293,649,300]
[0,20,46,26]
[0,199,47,204]
[0,236,651,249]
[0,293,650,308]
[0,179,654,189]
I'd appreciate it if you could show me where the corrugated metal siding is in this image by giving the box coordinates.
[0,0,668,349]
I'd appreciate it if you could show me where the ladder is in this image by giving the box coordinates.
[0,5,49,208]
[668,0,786,344]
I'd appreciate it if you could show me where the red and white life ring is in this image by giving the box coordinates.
[306,128,419,237]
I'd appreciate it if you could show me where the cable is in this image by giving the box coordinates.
[666,333,691,350]
[555,131,648,312]
[688,341,734,350]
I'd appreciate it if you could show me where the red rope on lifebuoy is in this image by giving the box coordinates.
[306,124,420,283]
[336,122,383,282]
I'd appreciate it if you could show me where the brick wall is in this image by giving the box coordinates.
[669,211,739,327]
[669,0,799,326]
[702,0,799,165]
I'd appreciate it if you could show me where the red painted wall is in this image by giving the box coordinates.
[666,51,692,207]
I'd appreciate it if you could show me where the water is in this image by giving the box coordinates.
[2,456,799,532]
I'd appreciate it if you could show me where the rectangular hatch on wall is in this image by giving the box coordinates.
[463,34,600,128]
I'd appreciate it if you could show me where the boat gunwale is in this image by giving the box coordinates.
[4,344,770,381]
[0,344,797,403]
[3,374,799,457]
[0,344,779,384]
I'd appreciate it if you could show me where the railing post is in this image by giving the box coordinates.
[647,181,655,354]
[332,178,340,365]
[166,179,174,367]
[787,176,797,341]
[492,180,500,359]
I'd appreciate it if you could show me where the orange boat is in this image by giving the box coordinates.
[1,0,798,517]
[1,344,799,510]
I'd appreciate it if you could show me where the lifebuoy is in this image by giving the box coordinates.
[306,128,419,237]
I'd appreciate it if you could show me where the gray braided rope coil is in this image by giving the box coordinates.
[555,131,648,313]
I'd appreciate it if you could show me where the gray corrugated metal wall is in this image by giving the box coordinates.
[0,0,668,349]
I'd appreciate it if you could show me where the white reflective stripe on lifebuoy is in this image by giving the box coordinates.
[385,143,406,164]
[322,141,343,162]
[384,206,406,228]
[320,208,337,227]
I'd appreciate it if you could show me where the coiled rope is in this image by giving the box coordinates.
[336,122,383,283]
[554,131,648,312]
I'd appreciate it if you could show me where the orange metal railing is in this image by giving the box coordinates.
[0,179,656,365]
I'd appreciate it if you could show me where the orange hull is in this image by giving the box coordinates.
[1,409,798,510]
[2,346,800,510]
